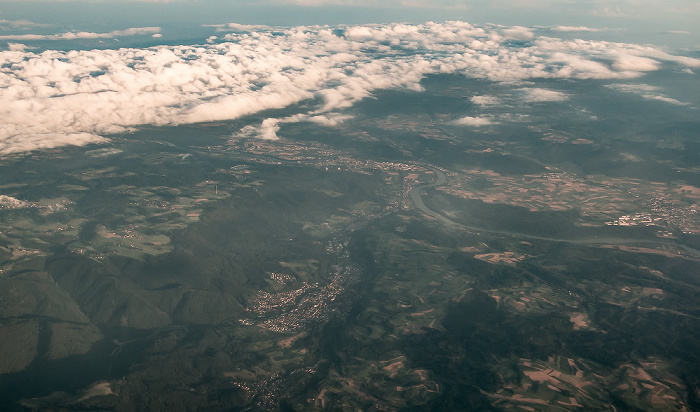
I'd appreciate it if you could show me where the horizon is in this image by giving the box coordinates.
[1,0,699,50]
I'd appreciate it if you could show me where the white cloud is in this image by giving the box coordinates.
[0,131,108,155]
[449,116,495,126]
[534,37,700,77]
[0,27,161,41]
[6,43,35,51]
[518,88,568,102]
[649,95,687,105]
[258,118,282,140]
[203,23,273,32]
[471,95,500,106]
[306,113,353,126]
[606,83,688,105]
[234,112,352,140]
[612,55,659,71]
[85,147,123,157]
[551,26,611,32]
[501,26,534,41]
[1,21,698,154]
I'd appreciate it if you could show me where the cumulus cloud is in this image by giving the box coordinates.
[235,112,352,140]
[0,27,161,41]
[518,88,569,102]
[606,83,688,105]
[501,26,534,41]
[449,116,495,126]
[471,95,500,106]
[6,43,35,51]
[2,21,698,154]
[534,37,700,75]
[612,55,659,71]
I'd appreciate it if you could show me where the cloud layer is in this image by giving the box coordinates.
[606,83,689,105]
[550,26,616,33]
[1,21,698,154]
[0,27,161,41]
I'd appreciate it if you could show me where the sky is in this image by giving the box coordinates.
[0,0,698,48]
[1,0,698,155]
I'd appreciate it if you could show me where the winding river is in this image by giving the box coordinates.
[408,167,700,257]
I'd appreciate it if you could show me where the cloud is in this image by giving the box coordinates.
[6,43,35,51]
[471,95,500,106]
[85,147,123,157]
[0,19,50,30]
[612,55,659,71]
[592,5,626,17]
[551,26,613,33]
[0,27,161,41]
[262,0,468,7]
[203,23,273,32]
[235,112,352,140]
[235,118,284,141]
[518,88,568,102]
[258,118,282,140]
[606,83,688,105]
[1,21,698,154]
[0,132,108,155]
[449,116,495,126]
[501,26,534,41]
[534,37,700,75]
